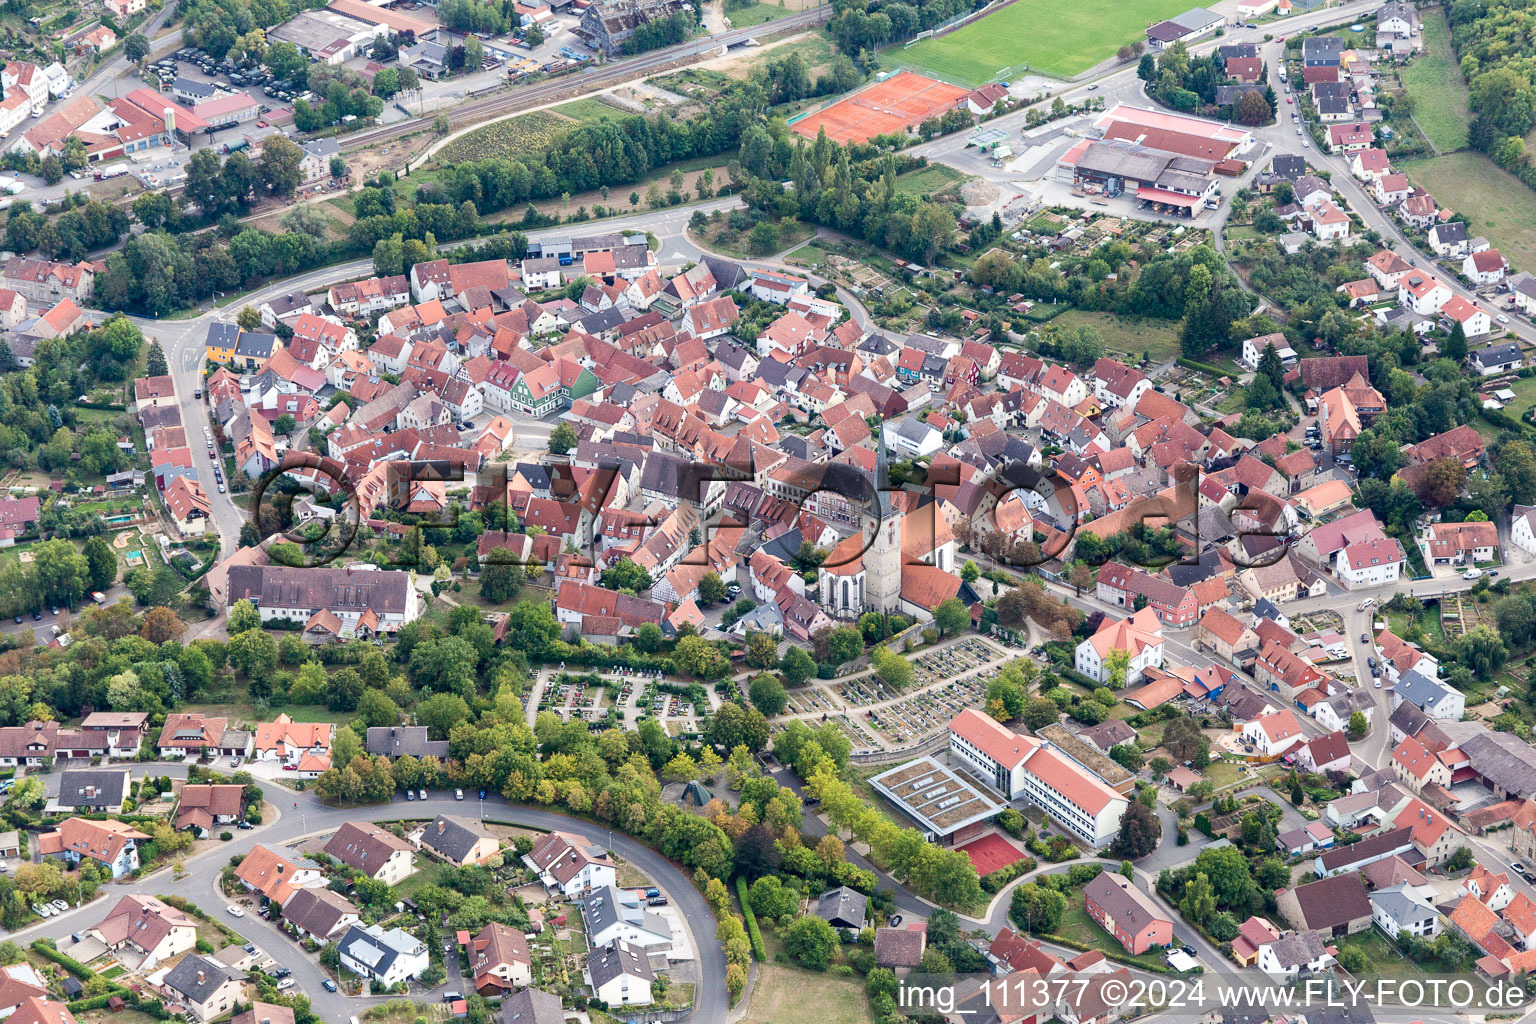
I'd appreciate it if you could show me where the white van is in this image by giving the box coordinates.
[1463,568,1483,581]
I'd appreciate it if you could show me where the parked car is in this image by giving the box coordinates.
[321,979,337,992]
[1359,633,1368,643]
[31,904,49,918]
[1464,568,1484,581]
[406,790,416,800]
[226,905,245,918]
[419,788,428,800]
[237,820,254,829]
[455,789,464,800]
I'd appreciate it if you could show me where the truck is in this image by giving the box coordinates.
[91,592,107,605]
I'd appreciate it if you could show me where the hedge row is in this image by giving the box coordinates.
[1176,356,1230,378]
[31,940,97,979]
[736,877,765,961]
[1040,932,1186,974]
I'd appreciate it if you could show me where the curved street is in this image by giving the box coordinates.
[16,766,726,1024]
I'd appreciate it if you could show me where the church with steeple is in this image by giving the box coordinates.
[815,430,961,622]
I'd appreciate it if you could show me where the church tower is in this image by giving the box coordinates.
[863,427,903,613]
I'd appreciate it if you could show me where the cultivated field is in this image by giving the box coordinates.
[890,0,1191,84]
[1396,7,1470,152]
[1403,151,1536,271]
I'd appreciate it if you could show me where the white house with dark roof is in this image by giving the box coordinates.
[524,830,615,896]
[585,940,653,1006]
[337,923,429,987]
[411,814,500,867]
[1391,669,1465,720]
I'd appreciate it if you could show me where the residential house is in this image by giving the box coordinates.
[37,818,147,878]
[323,822,417,885]
[467,922,532,995]
[173,784,246,833]
[586,940,653,1006]
[1074,608,1164,686]
[337,924,430,987]
[160,955,243,1022]
[413,815,500,866]
[282,887,360,943]
[524,830,616,896]
[1083,872,1173,955]
[87,894,197,971]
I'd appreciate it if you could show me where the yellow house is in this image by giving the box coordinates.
[204,322,281,369]
[204,322,240,364]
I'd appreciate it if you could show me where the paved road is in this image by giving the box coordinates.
[17,764,726,1024]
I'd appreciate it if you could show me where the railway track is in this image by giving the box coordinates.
[340,7,831,153]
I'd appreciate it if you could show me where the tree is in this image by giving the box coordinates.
[1443,320,1468,363]
[933,598,969,638]
[228,598,262,635]
[1138,53,1157,81]
[124,33,151,64]
[780,646,815,687]
[1008,883,1066,933]
[870,645,914,691]
[1418,457,1467,507]
[1104,648,1131,689]
[1180,871,1217,925]
[748,674,787,716]
[547,422,578,455]
[1162,716,1207,763]
[226,629,278,680]
[82,536,117,592]
[782,914,838,970]
[1022,698,1059,731]
[1111,800,1161,858]
[1347,710,1368,739]
[699,572,729,605]
[744,631,778,669]
[1237,90,1272,126]
[598,558,651,594]
[1460,624,1508,680]
[479,557,525,604]
[260,136,305,197]
[141,607,185,644]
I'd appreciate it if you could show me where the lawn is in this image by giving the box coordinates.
[1396,8,1469,153]
[1335,928,1424,979]
[889,0,1191,84]
[180,701,359,727]
[784,240,836,268]
[723,1,787,27]
[1047,887,1179,971]
[893,163,965,198]
[1485,365,1536,424]
[1203,760,1244,791]
[1048,309,1182,363]
[549,98,623,122]
[739,962,870,1024]
[1403,152,1536,272]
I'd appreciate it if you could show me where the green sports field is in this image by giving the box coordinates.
[889,0,1192,84]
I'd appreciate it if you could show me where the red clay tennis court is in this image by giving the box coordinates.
[791,71,971,145]
[956,833,1027,877]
